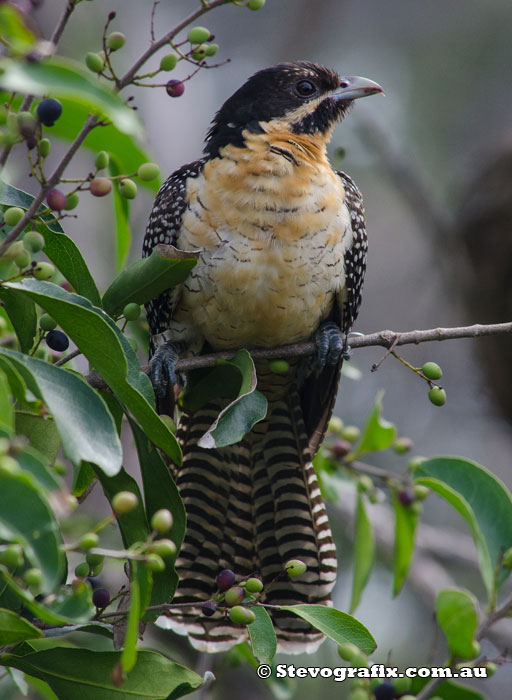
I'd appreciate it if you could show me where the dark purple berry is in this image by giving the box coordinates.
[166,79,185,98]
[330,439,351,460]
[46,189,67,211]
[398,488,415,507]
[92,587,110,609]
[373,682,397,700]
[46,329,69,352]
[36,98,62,126]
[202,600,217,617]
[216,568,235,591]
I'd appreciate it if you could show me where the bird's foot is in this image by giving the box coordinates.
[150,341,183,398]
[314,322,347,368]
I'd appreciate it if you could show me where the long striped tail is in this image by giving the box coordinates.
[160,386,337,654]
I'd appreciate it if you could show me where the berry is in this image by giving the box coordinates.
[247,0,266,9]
[408,456,426,472]
[202,600,217,617]
[33,262,55,280]
[0,455,19,475]
[111,490,138,515]
[14,248,31,269]
[151,538,177,558]
[191,44,208,61]
[46,330,69,352]
[428,387,446,406]
[119,178,137,199]
[24,568,43,589]
[166,79,185,98]
[17,111,37,139]
[137,162,160,182]
[373,682,396,700]
[106,32,126,50]
[470,640,481,659]
[245,577,263,593]
[79,532,99,550]
[216,568,235,591]
[46,189,67,211]
[86,552,104,568]
[422,361,443,380]
[187,26,211,44]
[123,302,141,320]
[36,98,62,126]
[65,192,80,210]
[413,484,430,501]
[205,44,219,57]
[160,53,178,71]
[224,586,245,607]
[341,425,360,443]
[23,230,45,252]
[92,587,110,608]
[86,52,104,73]
[484,662,497,677]
[357,475,373,492]
[268,359,289,374]
[146,553,165,572]
[151,508,173,533]
[229,605,255,625]
[397,488,415,507]
[4,207,24,227]
[328,416,344,434]
[393,437,413,454]
[337,642,360,661]
[94,151,110,170]
[4,243,26,263]
[39,138,51,158]
[330,439,351,460]
[0,544,24,569]
[285,559,307,577]
[74,562,90,578]
[392,676,412,695]
[89,177,112,197]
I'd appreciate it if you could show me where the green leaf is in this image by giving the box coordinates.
[0,5,36,52]
[1,648,205,699]
[0,367,14,434]
[5,279,181,463]
[436,588,479,660]
[416,456,512,598]
[0,353,27,400]
[109,158,132,273]
[0,608,43,645]
[392,491,419,595]
[248,605,277,665]
[279,604,376,653]
[350,491,375,612]
[198,350,267,448]
[15,441,64,492]
[71,462,95,498]
[15,409,61,467]
[102,245,198,317]
[181,360,243,413]
[231,642,296,699]
[353,390,396,457]
[0,347,122,476]
[411,677,485,700]
[0,56,142,136]
[122,563,141,674]
[0,287,37,353]
[46,582,94,623]
[0,469,64,592]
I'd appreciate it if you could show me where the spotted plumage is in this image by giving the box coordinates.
[143,62,382,653]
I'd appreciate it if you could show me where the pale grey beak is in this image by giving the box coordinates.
[333,76,384,101]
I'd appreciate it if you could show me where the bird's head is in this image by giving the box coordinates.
[204,61,383,158]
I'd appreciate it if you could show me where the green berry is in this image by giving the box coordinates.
[337,642,361,662]
[0,455,20,474]
[357,475,373,492]
[413,484,430,501]
[160,53,178,71]
[90,177,112,197]
[24,567,43,589]
[137,162,160,182]
[428,386,446,406]
[399,697,418,700]
[422,361,443,380]
[111,490,138,515]
[191,44,208,61]
[470,640,481,659]
[14,247,31,269]
[4,207,24,227]
[39,313,57,332]
[247,0,266,9]
[151,538,177,558]
[119,178,137,199]
[268,359,289,374]
[348,690,368,700]
[411,501,423,516]
[65,192,80,210]
[106,32,126,50]
[187,26,211,44]
[408,456,426,472]
[123,302,141,320]
[3,241,25,260]
[85,552,104,568]
[328,416,344,434]
[39,138,51,158]
[146,553,165,572]
[224,586,245,607]
[90,561,104,576]
[17,110,37,135]
[484,662,497,677]
[393,437,413,454]
[205,43,219,56]
[23,230,45,252]
[86,52,104,73]
[33,262,55,280]
[79,532,99,550]
[74,562,90,578]
[94,150,110,170]
[341,425,360,442]
[53,460,67,475]
[151,508,173,533]
[392,676,412,695]
[229,605,255,625]
[285,559,307,577]
[245,577,263,593]
[0,544,23,569]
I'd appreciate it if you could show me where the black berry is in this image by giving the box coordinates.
[92,587,110,609]
[216,568,235,591]
[46,329,69,352]
[166,79,185,97]
[373,682,397,700]
[36,98,62,126]
[202,600,217,617]
[398,488,415,507]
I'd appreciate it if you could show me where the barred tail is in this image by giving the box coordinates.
[160,389,337,654]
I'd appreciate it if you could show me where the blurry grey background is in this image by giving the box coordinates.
[25,1,512,698]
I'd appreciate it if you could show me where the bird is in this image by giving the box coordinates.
[142,61,383,654]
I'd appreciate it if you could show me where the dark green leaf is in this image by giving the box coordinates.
[0,287,37,353]
[0,367,13,434]
[181,361,243,413]
[109,158,132,273]
[436,588,479,660]
[0,347,122,475]
[0,608,43,646]
[0,572,71,625]
[0,56,142,136]
[46,582,94,623]
[231,643,296,699]
[122,563,141,674]
[42,622,113,640]
[350,491,375,612]
[102,246,198,317]
[392,491,419,595]
[15,441,63,492]
[279,604,376,653]
[0,354,27,400]
[1,647,205,699]
[248,605,277,665]
[411,677,485,700]
[71,462,95,498]
[15,410,61,467]
[353,390,396,457]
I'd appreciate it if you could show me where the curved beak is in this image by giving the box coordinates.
[333,76,384,101]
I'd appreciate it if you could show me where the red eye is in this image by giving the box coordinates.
[296,79,316,97]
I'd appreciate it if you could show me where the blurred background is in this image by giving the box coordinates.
[10,0,512,698]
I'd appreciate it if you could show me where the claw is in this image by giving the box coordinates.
[150,341,182,398]
[314,322,345,368]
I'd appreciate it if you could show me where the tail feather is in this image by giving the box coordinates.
[161,387,337,654]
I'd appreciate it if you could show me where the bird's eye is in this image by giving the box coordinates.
[295,79,317,97]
